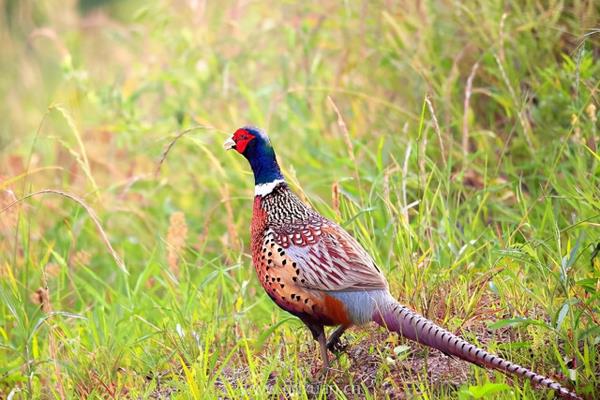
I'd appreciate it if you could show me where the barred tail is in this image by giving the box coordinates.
[372,300,581,400]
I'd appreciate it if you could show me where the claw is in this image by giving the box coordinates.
[326,336,348,354]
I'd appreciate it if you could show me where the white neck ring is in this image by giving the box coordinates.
[255,179,285,197]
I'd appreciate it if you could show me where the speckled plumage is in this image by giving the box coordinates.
[250,181,385,327]
[224,127,581,400]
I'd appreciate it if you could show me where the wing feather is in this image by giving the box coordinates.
[272,221,388,291]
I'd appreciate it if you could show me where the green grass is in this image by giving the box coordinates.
[1,0,599,398]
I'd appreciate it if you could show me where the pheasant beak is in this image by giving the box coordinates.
[223,136,236,150]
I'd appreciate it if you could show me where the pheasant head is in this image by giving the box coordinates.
[224,126,284,193]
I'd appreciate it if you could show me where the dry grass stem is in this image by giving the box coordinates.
[327,96,355,163]
[462,61,480,158]
[331,181,340,217]
[327,96,363,196]
[0,189,127,274]
[154,125,214,178]
[167,211,188,276]
[30,284,66,399]
[425,95,446,166]
[494,54,534,149]
[30,287,52,313]
[49,105,101,200]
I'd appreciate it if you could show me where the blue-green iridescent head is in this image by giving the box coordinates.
[224,126,284,185]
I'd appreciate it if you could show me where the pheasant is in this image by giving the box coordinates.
[223,126,581,400]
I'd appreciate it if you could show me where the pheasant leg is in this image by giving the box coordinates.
[327,325,348,353]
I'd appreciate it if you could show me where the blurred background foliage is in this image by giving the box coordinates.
[0,0,599,398]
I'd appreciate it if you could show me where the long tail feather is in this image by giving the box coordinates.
[373,300,581,400]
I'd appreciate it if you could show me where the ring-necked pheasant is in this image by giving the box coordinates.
[223,126,581,400]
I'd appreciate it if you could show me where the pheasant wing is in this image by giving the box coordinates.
[272,220,388,292]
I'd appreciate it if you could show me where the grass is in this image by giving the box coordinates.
[0,0,599,398]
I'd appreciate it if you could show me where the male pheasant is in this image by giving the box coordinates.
[223,126,581,400]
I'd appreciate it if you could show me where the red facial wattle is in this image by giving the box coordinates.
[232,129,255,154]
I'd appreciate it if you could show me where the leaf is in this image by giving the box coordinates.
[467,382,511,398]
[178,356,201,400]
[584,144,600,162]
[488,280,499,295]
[393,344,411,355]
[488,317,548,330]
[576,278,599,292]
[556,303,569,329]
[566,232,584,269]
[254,317,296,351]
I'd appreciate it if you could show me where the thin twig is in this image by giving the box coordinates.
[154,125,214,178]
